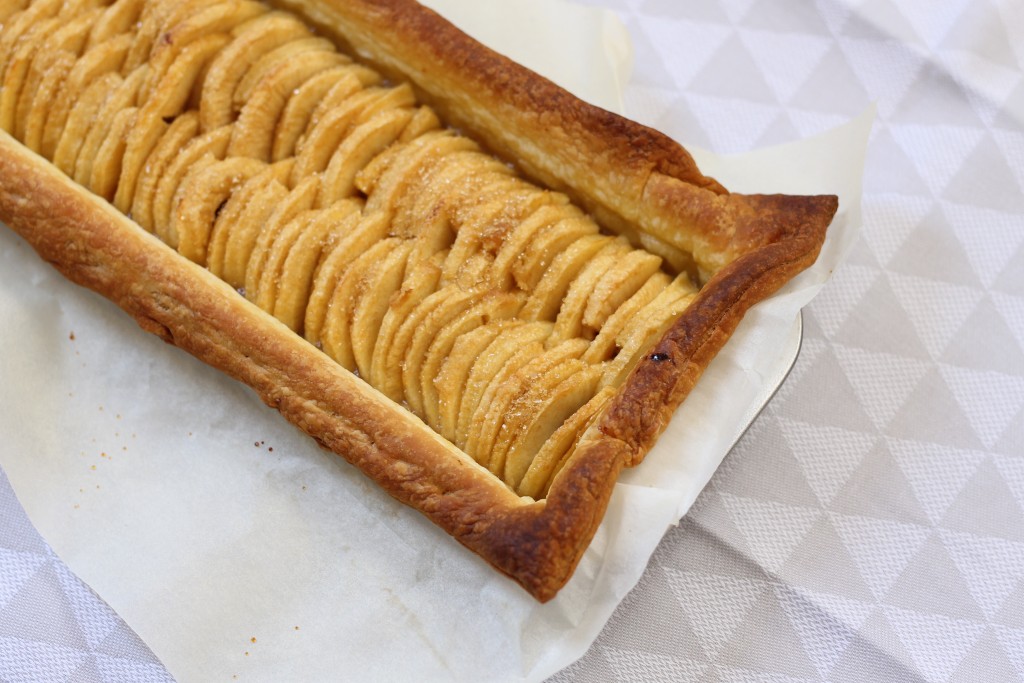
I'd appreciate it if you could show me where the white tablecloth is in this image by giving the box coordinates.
[2,0,1023,681]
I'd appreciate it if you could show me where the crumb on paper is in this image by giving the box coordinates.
[250,637,256,644]
[90,465,96,471]
[244,651,249,657]
[294,626,300,631]
[69,331,75,341]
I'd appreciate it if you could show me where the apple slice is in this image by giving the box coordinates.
[547,237,632,346]
[370,252,446,400]
[317,106,415,207]
[520,233,613,322]
[272,199,363,334]
[198,11,311,131]
[243,174,320,301]
[601,274,699,388]
[583,247,664,331]
[504,363,603,491]
[43,33,132,160]
[584,270,670,363]
[455,321,553,450]
[348,239,417,379]
[511,213,598,291]
[152,124,232,246]
[517,386,616,499]
[209,159,293,286]
[419,291,524,432]
[170,156,266,265]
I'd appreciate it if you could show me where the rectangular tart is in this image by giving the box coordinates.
[0,0,837,601]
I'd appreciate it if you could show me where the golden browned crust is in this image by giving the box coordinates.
[0,0,837,602]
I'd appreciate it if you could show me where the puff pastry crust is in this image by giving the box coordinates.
[0,0,837,601]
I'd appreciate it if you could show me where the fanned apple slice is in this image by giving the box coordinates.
[419,291,524,432]
[318,108,416,207]
[584,271,671,363]
[0,14,63,134]
[0,0,28,23]
[369,252,446,399]
[305,212,391,348]
[468,339,589,474]
[123,0,209,74]
[52,72,122,177]
[73,65,146,190]
[583,248,664,332]
[460,339,544,460]
[138,0,264,104]
[601,275,699,389]
[503,363,603,490]
[207,159,293,281]
[0,0,60,80]
[254,205,330,314]
[511,214,599,292]
[319,237,403,368]
[228,49,347,161]
[42,33,132,160]
[243,175,320,301]
[198,11,311,131]
[490,203,574,291]
[273,198,362,333]
[353,106,441,196]
[13,8,100,143]
[170,156,267,265]
[233,36,334,109]
[439,175,529,285]
[521,234,614,322]
[151,125,232,245]
[271,65,358,161]
[85,0,144,50]
[548,237,632,346]
[88,106,137,201]
[21,51,74,154]
[348,238,417,378]
[375,132,478,232]
[129,111,200,232]
[398,286,481,417]
[115,32,232,212]
[455,321,553,449]
[517,386,616,499]
[434,320,519,443]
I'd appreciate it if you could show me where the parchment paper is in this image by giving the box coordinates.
[0,1,871,680]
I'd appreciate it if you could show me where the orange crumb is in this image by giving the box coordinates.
[250,637,257,644]
[69,331,75,340]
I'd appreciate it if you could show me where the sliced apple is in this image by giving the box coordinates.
[583,247,664,331]
[419,291,524,432]
[455,321,553,449]
[511,214,598,291]
[305,212,391,347]
[547,237,631,346]
[198,11,311,131]
[272,198,363,334]
[584,270,670,363]
[503,362,603,490]
[517,386,615,499]
[520,234,613,322]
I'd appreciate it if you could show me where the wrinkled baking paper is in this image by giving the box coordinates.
[0,0,871,679]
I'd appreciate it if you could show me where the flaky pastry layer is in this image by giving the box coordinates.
[0,0,837,601]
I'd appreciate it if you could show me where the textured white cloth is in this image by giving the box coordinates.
[1,0,1023,681]
[554,0,1024,681]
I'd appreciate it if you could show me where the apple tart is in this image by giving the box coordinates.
[0,0,838,601]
